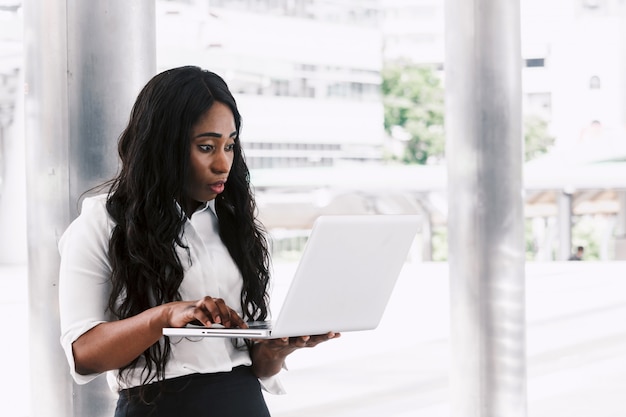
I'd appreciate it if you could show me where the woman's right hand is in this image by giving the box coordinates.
[164,296,247,329]
[72,295,246,375]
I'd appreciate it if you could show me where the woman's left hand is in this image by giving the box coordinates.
[250,332,341,378]
[260,332,340,350]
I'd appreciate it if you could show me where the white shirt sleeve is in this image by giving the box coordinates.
[258,360,289,395]
[58,195,114,384]
[259,374,287,395]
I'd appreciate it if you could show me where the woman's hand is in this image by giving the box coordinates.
[250,332,341,378]
[165,296,247,329]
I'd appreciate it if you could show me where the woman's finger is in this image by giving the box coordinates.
[195,296,226,324]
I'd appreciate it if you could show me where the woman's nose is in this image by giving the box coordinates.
[211,150,231,174]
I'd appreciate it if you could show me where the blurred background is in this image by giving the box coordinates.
[6,0,626,263]
[1,1,626,416]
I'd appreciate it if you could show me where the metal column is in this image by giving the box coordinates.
[445,0,527,416]
[612,190,626,259]
[415,195,434,261]
[558,190,573,260]
[23,1,155,416]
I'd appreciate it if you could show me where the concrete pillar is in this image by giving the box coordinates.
[23,1,155,416]
[612,190,626,259]
[421,208,433,262]
[558,190,573,260]
[445,0,527,416]
[419,197,434,262]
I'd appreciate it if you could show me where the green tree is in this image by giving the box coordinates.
[382,64,445,164]
[524,114,555,161]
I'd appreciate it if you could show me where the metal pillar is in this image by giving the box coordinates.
[615,191,626,238]
[445,0,527,416]
[558,190,573,260]
[415,194,434,261]
[421,209,433,261]
[23,1,155,416]
[612,190,626,259]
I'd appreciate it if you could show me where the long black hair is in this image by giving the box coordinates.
[104,66,271,386]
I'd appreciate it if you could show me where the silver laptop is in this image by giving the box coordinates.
[163,214,420,339]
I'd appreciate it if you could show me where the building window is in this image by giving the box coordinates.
[525,58,545,68]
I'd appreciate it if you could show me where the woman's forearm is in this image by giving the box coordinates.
[72,296,247,375]
[72,304,170,375]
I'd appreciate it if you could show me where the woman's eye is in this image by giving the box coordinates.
[199,144,214,152]
[225,143,236,152]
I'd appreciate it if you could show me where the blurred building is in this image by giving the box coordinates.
[378,0,626,260]
[5,0,626,170]
[0,3,21,134]
[379,0,444,67]
[4,1,626,171]
[379,0,626,151]
[4,1,626,260]
[0,2,25,264]
[157,0,385,169]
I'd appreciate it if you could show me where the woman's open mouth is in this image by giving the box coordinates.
[209,181,226,194]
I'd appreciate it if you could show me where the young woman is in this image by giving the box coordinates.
[58,66,339,416]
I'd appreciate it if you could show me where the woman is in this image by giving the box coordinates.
[58,66,339,416]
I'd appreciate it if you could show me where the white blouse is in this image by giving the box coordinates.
[58,194,283,394]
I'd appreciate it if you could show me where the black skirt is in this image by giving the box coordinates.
[114,366,271,417]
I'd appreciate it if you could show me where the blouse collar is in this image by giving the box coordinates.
[175,199,217,219]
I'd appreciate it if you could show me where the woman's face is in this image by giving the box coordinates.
[182,101,236,215]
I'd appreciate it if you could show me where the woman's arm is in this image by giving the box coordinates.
[72,297,246,375]
[72,304,169,375]
[250,332,340,379]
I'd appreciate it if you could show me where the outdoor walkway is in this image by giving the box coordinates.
[1,261,626,416]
